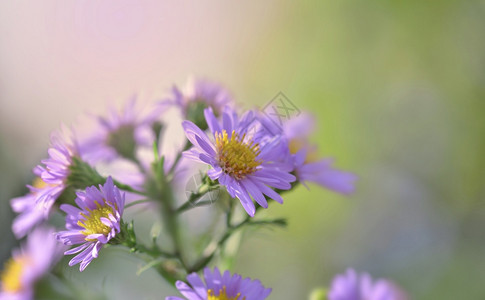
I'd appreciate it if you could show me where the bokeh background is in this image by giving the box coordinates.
[1,1,484,299]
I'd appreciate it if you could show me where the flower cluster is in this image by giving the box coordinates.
[2,77,404,300]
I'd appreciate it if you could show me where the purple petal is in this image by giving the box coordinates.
[175,280,204,300]
[204,107,221,134]
[241,179,268,208]
[186,273,208,298]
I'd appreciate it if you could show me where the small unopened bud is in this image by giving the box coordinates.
[309,288,327,300]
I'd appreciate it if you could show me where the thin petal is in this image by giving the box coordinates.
[204,107,221,134]
[234,183,256,217]
[186,273,207,298]
[175,280,204,300]
[182,121,213,152]
[241,179,268,208]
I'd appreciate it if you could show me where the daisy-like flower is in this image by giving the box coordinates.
[166,267,271,300]
[328,269,408,300]
[259,112,357,194]
[79,96,164,164]
[56,176,125,272]
[166,78,233,130]
[10,129,78,238]
[0,226,65,300]
[182,106,296,216]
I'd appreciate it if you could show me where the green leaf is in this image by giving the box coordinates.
[136,258,164,276]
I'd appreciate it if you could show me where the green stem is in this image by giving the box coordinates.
[135,253,180,285]
[176,183,219,214]
[149,168,188,271]
[113,180,146,196]
[116,221,181,284]
[133,158,147,175]
[168,141,191,176]
[124,199,154,209]
[226,200,234,228]
[188,207,287,273]
[189,215,251,273]
[146,148,189,274]
[132,243,177,259]
[159,185,188,270]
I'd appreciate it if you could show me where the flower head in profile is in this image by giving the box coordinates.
[0,226,65,300]
[259,112,357,194]
[328,269,408,300]
[10,129,78,238]
[10,169,51,239]
[80,97,164,164]
[167,78,233,130]
[56,177,125,271]
[183,106,296,216]
[166,267,271,300]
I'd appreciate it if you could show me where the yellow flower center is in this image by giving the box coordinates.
[288,138,318,163]
[0,257,30,293]
[215,130,261,180]
[32,177,57,191]
[207,286,245,300]
[32,177,48,189]
[77,200,116,241]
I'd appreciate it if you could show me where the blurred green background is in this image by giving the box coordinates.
[1,1,484,299]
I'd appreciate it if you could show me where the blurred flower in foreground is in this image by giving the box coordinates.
[165,78,233,130]
[56,177,125,271]
[10,169,50,239]
[0,227,65,300]
[328,269,408,300]
[166,267,271,300]
[10,129,79,238]
[259,112,357,194]
[79,97,165,164]
[183,106,295,216]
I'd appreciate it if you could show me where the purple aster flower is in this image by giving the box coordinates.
[328,269,408,300]
[182,106,296,216]
[169,77,233,115]
[79,96,165,164]
[166,267,271,300]
[56,176,125,272]
[0,226,65,300]
[10,169,54,239]
[259,112,357,194]
[164,78,233,130]
[10,129,78,238]
[39,129,77,207]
